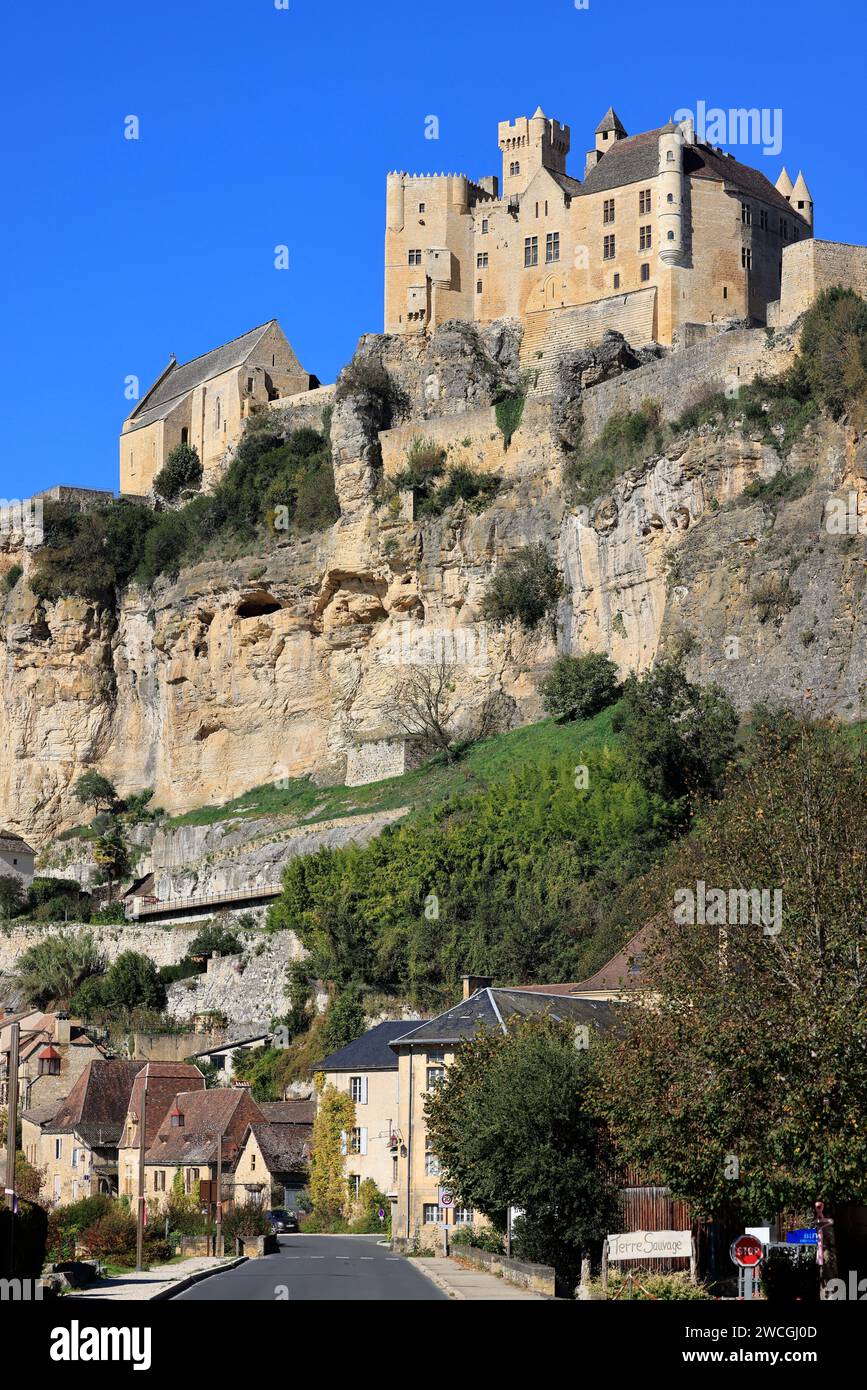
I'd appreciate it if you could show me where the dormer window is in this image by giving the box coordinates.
[170,1106,184,1128]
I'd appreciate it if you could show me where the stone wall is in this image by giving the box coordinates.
[165,932,302,1033]
[345,739,407,787]
[778,238,867,325]
[580,326,796,441]
[379,397,552,481]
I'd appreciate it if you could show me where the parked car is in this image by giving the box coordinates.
[267,1209,298,1233]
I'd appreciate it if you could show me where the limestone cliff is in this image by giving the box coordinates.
[2,319,864,844]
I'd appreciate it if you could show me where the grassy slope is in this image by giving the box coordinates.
[163,706,621,831]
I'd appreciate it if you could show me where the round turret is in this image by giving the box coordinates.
[386,172,405,233]
[658,121,686,266]
[790,171,814,228]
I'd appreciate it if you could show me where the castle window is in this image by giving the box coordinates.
[510,161,520,176]
[667,192,674,203]
[667,150,675,162]
[639,188,651,215]
[640,263,650,283]
[723,286,728,299]
[603,198,615,225]
[760,209,768,230]
[545,201,548,216]
[215,398,221,430]
[781,218,789,239]
[535,203,539,218]
[181,427,189,445]
[408,249,422,266]
[667,230,675,241]
[418,202,426,213]
[603,234,616,261]
[482,218,489,234]
[741,202,752,225]
[742,247,752,270]
[639,225,652,251]
[524,236,538,267]
[794,228,800,241]
[545,232,560,263]
[613,273,620,289]
[476,253,488,269]
[477,280,483,293]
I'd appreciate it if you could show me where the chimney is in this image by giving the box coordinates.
[462,974,493,1000]
[54,1013,71,1046]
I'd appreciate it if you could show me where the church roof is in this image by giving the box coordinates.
[125,320,279,433]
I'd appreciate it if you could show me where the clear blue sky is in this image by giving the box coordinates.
[2,0,864,497]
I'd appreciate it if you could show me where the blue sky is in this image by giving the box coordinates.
[2,0,864,497]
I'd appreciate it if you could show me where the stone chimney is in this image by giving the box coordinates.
[462,974,493,1000]
[54,1013,71,1046]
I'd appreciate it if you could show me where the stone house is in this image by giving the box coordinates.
[232,1100,314,1210]
[1,1010,106,1110]
[120,319,317,496]
[25,1058,147,1205]
[190,1032,272,1085]
[116,1061,206,1201]
[313,1021,413,1212]
[389,978,616,1249]
[120,1084,263,1208]
[385,105,813,347]
[0,829,35,887]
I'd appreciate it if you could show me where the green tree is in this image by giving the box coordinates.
[13,931,104,1008]
[320,988,366,1054]
[73,770,117,815]
[93,823,130,900]
[795,286,867,420]
[425,1015,616,1293]
[481,543,564,633]
[154,442,203,501]
[541,653,621,723]
[72,950,166,1017]
[0,873,25,919]
[613,660,738,804]
[309,1083,356,1225]
[595,721,867,1291]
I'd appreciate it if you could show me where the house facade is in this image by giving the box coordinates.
[26,1058,146,1205]
[0,829,35,887]
[1,1011,106,1111]
[389,977,616,1249]
[232,1101,314,1210]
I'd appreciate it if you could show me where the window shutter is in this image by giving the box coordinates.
[340,1129,348,1156]
[361,1077,369,1106]
[360,1128,368,1156]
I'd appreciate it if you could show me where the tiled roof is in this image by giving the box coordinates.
[258,1100,315,1126]
[126,321,278,433]
[313,1020,414,1073]
[125,1062,206,1150]
[596,106,627,136]
[246,1120,310,1174]
[390,989,616,1048]
[686,143,806,220]
[46,1059,145,1140]
[0,829,34,852]
[509,929,650,996]
[145,1087,263,1165]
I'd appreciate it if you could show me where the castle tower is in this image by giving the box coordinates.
[658,119,687,266]
[775,167,794,200]
[790,171,814,228]
[585,106,627,175]
[497,108,571,199]
[386,171,406,232]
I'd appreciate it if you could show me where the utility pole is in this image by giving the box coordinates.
[216,1132,223,1257]
[135,1066,148,1271]
[4,1022,20,1276]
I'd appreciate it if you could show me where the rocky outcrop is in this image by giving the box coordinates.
[2,319,865,844]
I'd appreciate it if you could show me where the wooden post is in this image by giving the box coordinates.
[690,1232,698,1286]
[135,1067,148,1271]
[601,1238,609,1298]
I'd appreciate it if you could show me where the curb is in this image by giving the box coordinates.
[409,1259,466,1300]
[155,1256,248,1301]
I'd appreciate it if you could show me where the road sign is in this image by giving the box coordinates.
[786,1228,818,1245]
[438,1187,454,1208]
[731,1234,763,1267]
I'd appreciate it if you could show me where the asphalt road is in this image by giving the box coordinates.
[173,1233,448,1301]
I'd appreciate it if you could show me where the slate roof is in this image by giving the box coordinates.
[246,1120,310,1174]
[390,988,616,1049]
[45,1059,145,1144]
[258,1100,315,1126]
[126,321,278,433]
[0,829,34,853]
[313,1020,414,1073]
[579,126,807,223]
[20,1102,60,1128]
[596,106,627,136]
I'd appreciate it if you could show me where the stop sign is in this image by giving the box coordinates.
[730,1234,763,1267]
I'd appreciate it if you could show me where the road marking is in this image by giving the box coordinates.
[360,1257,374,1261]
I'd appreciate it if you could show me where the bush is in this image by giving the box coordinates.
[223,1205,272,1243]
[71,950,167,1017]
[0,874,25,919]
[796,286,867,420]
[154,442,203,501]
[541,653,621,722]
[564,401,662,506]
[3,564,23,591]
[30,499,154,604]
[481,543,563,632]
[494,390,526,447]
[47,1194,115,1261]
[188,917,243,959]
[80,1205,138,1262]
[451,1225,503,1253]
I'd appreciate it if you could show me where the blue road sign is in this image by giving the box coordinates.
[786,1228,818,1245]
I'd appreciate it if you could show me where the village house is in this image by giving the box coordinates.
[119,319,317,496]
[388,976,617,1249]
[191,1032,273,1085]
[232,1099,314,1210]
[120,1084,263,1208]
[0,1010,106,1110]
[25,1058,147,1204]
[0,828,35,887]
[116,1061,207,1201]
[313,1021,413,1212]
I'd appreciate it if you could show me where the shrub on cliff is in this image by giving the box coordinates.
[541,653,621,723]
[794,285,867,421]
[0,874,25,919]
[30,499,153,603]
[13,931,104,1007]
[481,543,563,633]
[154,442,203,501]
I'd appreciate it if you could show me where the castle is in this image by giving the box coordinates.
[384,107,815,347]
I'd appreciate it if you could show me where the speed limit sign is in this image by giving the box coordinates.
[438,1187,454,1208]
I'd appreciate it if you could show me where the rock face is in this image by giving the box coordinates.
[2,319,865,844]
